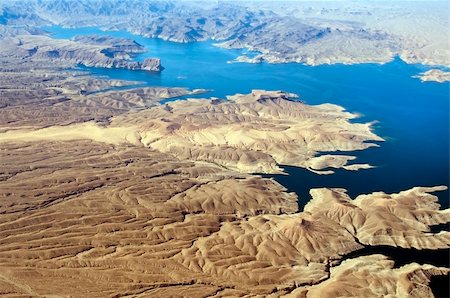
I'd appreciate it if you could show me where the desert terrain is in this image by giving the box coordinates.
[0,50,449,297]
[0,1,449,297]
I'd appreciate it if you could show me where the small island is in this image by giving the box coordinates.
[415,69,450,83]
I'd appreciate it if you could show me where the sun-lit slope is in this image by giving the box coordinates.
[305,187,450,249]
[174,188,449,295]
[0,48,448,296]
[113,90,383,174]
[0,89,382,174]
[287,255,449,298]
[0,139,448,297]
[0,140,299,296]
[175,212,362,292]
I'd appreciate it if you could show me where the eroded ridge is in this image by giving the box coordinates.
[305,187,450,249]
[0,52,448,296]
[0,59,196,129]
[1,1,449,67]
[287,255,449,298]
[0,31,162,71]
[1,89,383,174]
[0,140,448,297]
[116,90,384,174]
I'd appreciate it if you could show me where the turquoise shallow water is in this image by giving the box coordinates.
[44,26,450,208]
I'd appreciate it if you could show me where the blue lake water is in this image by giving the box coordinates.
[44,26,450,209]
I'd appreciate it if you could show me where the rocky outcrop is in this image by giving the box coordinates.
[305,187,450,249]
[291,255,449,298]
[415,69,450,83]
[141,57,162,71]
[0,90,382,174]
[0,34,163,72]
[112,90,382,174]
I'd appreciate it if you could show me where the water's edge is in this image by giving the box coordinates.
[41,25,450,295]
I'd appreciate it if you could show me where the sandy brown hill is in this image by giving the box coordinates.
[0,140,448,297]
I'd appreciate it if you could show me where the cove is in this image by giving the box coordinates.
[43,25,450,211]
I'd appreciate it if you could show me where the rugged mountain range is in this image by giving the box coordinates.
[0,0,448,67]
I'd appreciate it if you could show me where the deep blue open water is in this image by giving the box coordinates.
[43,25,450,296]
